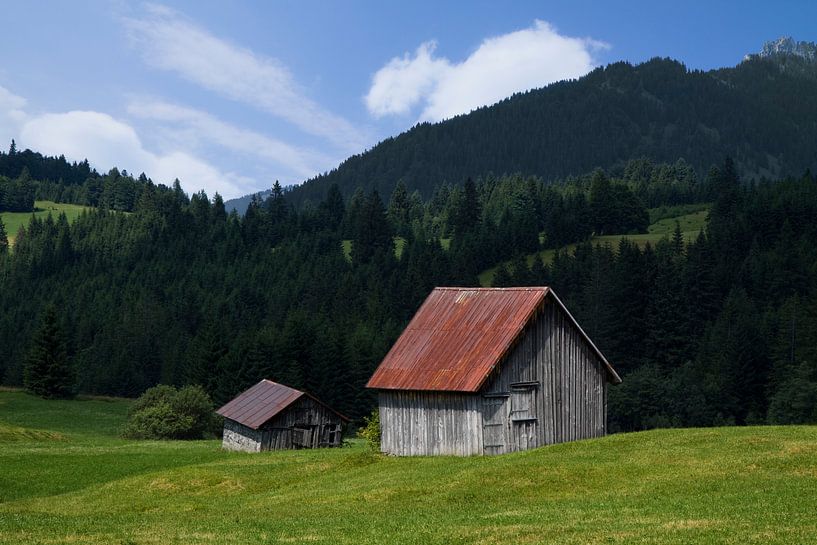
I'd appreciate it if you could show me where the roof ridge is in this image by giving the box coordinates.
[261,378,303,393]
[434,286,549,291]
[367,287,620,392]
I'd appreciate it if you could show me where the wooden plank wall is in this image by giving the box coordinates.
[483,300,608,454]
[261,396,345,450]
[378,391,483,456]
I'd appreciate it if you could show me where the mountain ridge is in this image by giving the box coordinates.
[226,43,817,213]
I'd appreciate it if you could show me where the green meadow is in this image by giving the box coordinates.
[0,201,90,245]
[479,204,711,286]
[0,389,815,544]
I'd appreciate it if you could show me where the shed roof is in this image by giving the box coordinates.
[216,379,348,429]
[366,287,620,392]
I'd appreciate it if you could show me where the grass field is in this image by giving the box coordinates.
[0,201,90,245]
[1,390,816,544]
[479,204,711,286]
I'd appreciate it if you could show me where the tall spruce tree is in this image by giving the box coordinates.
[24,305,75,399]
[351,190,393,265]
[0,216,8,253]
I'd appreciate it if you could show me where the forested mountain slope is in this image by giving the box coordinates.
[282,54,817,208]
[4,154,817,429]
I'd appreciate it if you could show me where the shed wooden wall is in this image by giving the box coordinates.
[481,299,607,454]
[262,396,345,450]
[378,391,483,456]
[377,299,609,456]
[221,396,345,452]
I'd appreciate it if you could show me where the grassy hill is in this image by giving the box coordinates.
[0,200,89,245]
[479,204,710,286]
[1,390,815,544]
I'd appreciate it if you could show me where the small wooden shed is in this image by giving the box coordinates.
[216,379,348,452]
[367,287,621,456]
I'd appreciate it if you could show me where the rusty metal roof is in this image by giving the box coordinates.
[216,379,349,429]
[366,287,620,392]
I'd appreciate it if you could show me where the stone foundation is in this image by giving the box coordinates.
[222,419,262,452]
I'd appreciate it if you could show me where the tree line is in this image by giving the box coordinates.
[3,155,816,429]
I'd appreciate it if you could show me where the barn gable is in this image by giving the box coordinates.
[369,287,620,456]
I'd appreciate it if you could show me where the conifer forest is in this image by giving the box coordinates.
[2,136,817,429]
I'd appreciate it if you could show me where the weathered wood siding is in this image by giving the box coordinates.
[377,299,609,456]
[262,396,345,450]
[378,391,483,456]
[221,396,345,452]
[481,299,607,453]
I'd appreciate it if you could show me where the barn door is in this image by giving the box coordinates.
[482,395,508,455]
[319,423,342,447]
[510,383,538,451]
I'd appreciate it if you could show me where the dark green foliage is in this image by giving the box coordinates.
[351,190,393,265]
[2,148,817,431]
[767,361,817,424]
[23,305,74,399]
[357,408,381,450]
[589,170,650,235]
[0,217,8,252]
[0,169,35,212]
[122,384,216,439]
[387,180,411,237]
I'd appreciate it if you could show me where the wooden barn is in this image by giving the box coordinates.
[366,287,621,456]
[216,379,348,452]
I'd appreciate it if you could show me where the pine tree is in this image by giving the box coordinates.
[351,190,393,265]
[671,220,684,256]
[320,183,345,231]
[387,180,411,236]
[185,321,228,398]
[24,305,75,399]
[0,216,8,253]
[449,177,482,236]
[492,262,512,287]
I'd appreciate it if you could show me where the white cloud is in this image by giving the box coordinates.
[124,4,366,152]
[366,41,450,117]
[126,99,336,180]
[366,20,608,122]
[20,110,248,198]
[0,85,28,148]
[0,81,338,198]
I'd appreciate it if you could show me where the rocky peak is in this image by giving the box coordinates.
[746,37,817,62]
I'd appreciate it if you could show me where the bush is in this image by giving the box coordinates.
[767,362,817,424]
[357,408,381,450]
[122,384,216,439]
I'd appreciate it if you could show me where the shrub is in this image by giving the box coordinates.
[357,408,381,450]
[767,362,817,424]
[122,384,216,440]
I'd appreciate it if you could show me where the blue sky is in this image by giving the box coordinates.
[0,1,813,198]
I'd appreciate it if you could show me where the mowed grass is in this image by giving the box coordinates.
[479,205,710,286]
[1,391,816,544]
[0,201,90,245]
